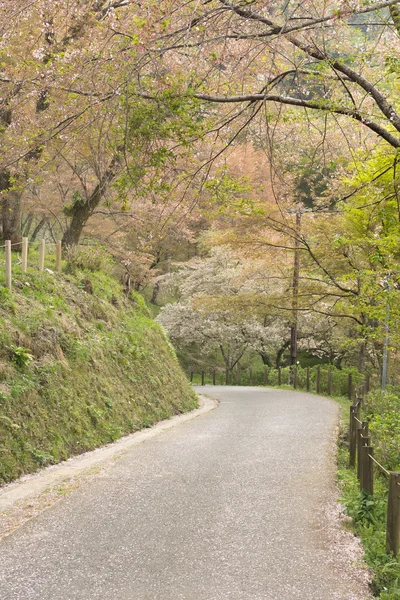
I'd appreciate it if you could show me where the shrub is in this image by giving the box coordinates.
[65,245,113,273]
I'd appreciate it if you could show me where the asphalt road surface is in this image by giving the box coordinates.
[0,387,370,600]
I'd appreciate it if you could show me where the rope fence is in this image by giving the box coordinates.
[349,389,400,557]
[2,238,62,290]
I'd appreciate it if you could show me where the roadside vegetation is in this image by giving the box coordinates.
[0,247,197,485]
[338,389,400,599]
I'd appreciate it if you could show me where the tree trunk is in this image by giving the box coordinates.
[62,155,120,247]
[150,281,160,305]
[0,171,23,247]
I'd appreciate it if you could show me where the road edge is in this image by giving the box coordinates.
[0,394,217,516]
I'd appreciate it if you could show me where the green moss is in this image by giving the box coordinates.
[0,259,197,484]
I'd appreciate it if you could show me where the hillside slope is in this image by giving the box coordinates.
[0,258,197,484]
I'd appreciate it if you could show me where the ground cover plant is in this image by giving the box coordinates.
[0,248,197,484]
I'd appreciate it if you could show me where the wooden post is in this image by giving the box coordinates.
[293,366,298,389]
[327,368,332,395]
[5,240,11,290]
[306,367,310,392]
[387,472,400,556]
[278,367,281,386]
[190,370,193,383]
[357,422,368,481]
[56,240,62,271]
[201,370,205,386]
[38,239,45,271]
[21,237,28,273]
[349,406,357,468]
[348,373,353,401]
[360,443,373,496]
[316,366,321,394]
[263,367,268,386]
[213,369,216,386]
[249,367,253,386]
[225,368,229,385]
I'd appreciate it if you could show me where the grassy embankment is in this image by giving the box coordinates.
[0,248,197,485]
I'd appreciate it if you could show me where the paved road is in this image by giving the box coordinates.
[0,387,369,600]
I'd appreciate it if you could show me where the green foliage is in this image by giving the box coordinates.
[339,387,400,597]
[10,346,33,370]
[0,257,197,484]
[65,244,114,273]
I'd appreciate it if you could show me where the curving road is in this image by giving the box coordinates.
[0,386,370,599]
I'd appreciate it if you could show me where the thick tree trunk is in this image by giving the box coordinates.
[62,155,120,247]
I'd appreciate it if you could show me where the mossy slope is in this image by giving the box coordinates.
[0,263,197,484]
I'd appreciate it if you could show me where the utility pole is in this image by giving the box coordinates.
[382,275,391,390]
[290,209,301,366]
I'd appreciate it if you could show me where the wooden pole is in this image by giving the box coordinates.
[5,240,11,290]
[56,240,62,271]
[213,369,216,386]
[316,366,321,394]
[21,237,28,273]
[349,406,357,468]
[306,366,310,392]
[387,472,400,556]
[201,370,205,386]
[278,367,281,386]
[348,373,353,402]
[38,239,45,271]
[293,366,298,389]
[357,422,369,481]
[190,370,193,383]
[360,443,373,496]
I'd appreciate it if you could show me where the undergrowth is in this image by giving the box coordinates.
[338,389,400,599]
[0,248,197,484]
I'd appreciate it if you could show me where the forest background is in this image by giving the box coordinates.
[3,0,400,385]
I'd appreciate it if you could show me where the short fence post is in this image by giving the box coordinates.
[316,367,321,394]
[263,367,268,386]
[387,472,400,556]
[349,406,357,468]
[38,239,45,271]
[293,366,298,389]
[5,240,11,290]
[306,366,310,392]
[21,237,28,273]
[360,443,373,496]
[348,373,353,401]
[327,368,332,395]
[56,240,62,271]
[357,422,368,481]
[201,370,205,386]
[213,369,216,386]
[190,370,193,383]
[278,367,281,386]
[249,367,253,386]
[225,368,229,385]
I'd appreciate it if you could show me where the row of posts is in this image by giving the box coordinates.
[5,238,62,290]
[349,394,400,556]
[191,365,360,400]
